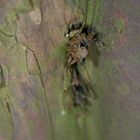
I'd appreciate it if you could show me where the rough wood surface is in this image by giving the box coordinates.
[0,0,140,140]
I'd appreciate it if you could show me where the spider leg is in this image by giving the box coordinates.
[63,63,71,93]
[81,64,97,99]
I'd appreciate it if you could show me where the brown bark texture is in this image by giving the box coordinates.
[0,0,140,140]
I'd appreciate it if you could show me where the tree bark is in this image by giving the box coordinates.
[0,0,140,140]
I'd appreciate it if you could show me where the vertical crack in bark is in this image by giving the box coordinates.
[0,64,6,88]
[18,43,55,140]
[0,65,14,137]
[0,93,14,133]
[27,48,55,140]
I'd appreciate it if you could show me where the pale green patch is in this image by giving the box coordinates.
[50,43,67,63]
[86,0,94,25]
[117,83,130,95]
[15,0,33,14]
[115,19,125,33]
[0,32,16,48]
[127,53,140,65]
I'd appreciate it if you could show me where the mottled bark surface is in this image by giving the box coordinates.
[0,0,140,140]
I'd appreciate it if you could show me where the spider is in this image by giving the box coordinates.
[63,21,100,108]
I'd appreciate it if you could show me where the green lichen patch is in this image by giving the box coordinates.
[0,33,16,48]
[86,0,94,25]
[115,19,125,34]
[15,0,34,14]
[50,43,67,63]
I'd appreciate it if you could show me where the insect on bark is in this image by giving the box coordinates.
[63,20,103,109]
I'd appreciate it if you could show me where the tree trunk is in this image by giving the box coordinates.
[0,0,139,140]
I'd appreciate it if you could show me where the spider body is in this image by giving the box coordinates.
[67,33,89,65]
